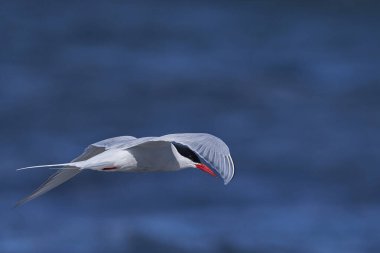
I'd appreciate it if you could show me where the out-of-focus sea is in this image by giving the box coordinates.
[0,1,379,252]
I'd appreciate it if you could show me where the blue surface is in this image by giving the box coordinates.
[1,1,380,252]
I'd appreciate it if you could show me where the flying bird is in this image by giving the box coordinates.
[17,133,234,206]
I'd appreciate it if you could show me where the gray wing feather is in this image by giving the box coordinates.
[91,136,137,149]
[16,136,137,206]
[158,133,234,184]
[15,169,81,206]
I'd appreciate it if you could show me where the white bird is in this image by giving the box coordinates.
[17,133,234,206]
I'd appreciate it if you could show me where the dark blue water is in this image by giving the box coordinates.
[1,1,380,252]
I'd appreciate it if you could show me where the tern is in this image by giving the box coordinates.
[17,133,234,206]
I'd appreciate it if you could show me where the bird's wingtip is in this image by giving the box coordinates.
[13,198,27,208]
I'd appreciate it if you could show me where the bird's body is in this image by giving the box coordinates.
[17,133,234,206]
[78,141,194,172]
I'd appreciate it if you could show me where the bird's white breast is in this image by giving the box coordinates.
[80,149,137,171]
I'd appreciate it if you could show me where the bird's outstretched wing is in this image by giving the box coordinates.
[16,136,137,206]
[158,133,234,184]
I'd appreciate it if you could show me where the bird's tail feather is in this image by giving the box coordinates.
[17,163,79,171]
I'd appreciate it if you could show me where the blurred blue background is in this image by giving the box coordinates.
[1,1,380,252]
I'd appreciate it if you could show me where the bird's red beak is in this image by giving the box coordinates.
[195,163,216,177]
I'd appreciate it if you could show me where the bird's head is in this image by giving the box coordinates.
[173,143,216,177]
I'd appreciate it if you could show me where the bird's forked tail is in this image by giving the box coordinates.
[17,162,80,171]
